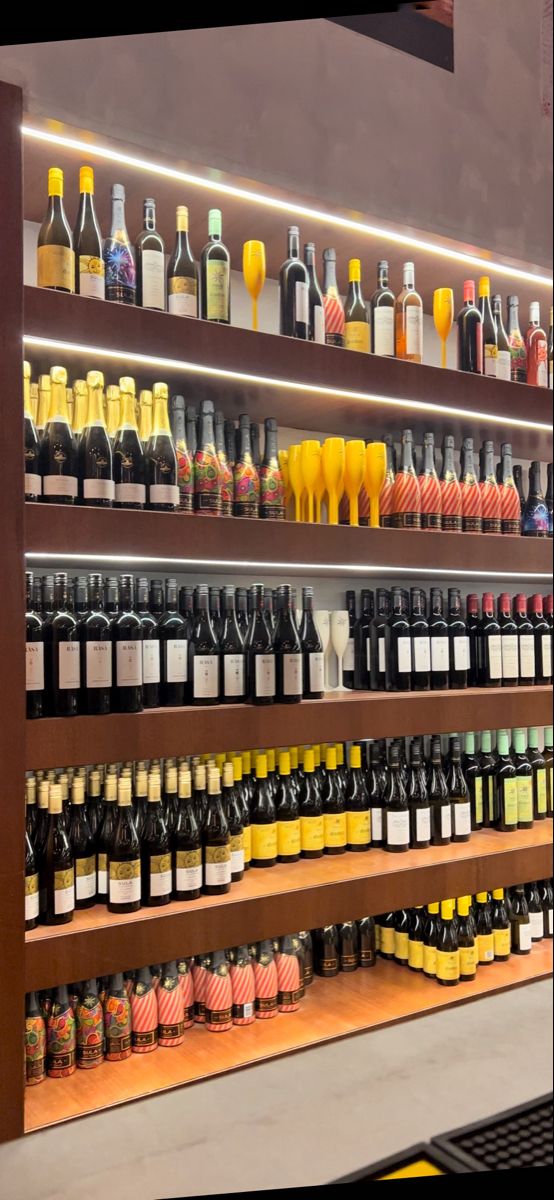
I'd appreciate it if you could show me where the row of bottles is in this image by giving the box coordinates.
[26,574,325,718]
[457,281,551,386]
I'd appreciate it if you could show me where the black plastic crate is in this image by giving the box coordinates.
[432,1093,553,1172]
[332,1142,469,1181]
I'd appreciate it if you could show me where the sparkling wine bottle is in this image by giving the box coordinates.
[392,429,421,529]
[459,437,482,533]
[418,433,442,530]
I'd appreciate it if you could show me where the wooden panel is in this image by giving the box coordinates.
[24,942,553,1133]
[25,502,553,579]
[24,287,552,458]
[25,823,553,992]
[25,687,552,770]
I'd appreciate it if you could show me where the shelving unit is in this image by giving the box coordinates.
[0,77,551,1144]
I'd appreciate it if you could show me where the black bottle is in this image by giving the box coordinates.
[80,573,112,715]
[428,588,449,691]
[279,225,309,339]
[529,594,552,684]
[68,777,96,909]
[385,587,412,691]
[209,587,223,641]
[383,743,410,853]
[428,735,451,845]
[410,587,431,691]
[300,586,324,699]
[220,586,246,703]
[313,925,340,977]
[274,585,302,704]
[354,588,374,691]
[40,783,75,925]
[513,593,536,684]
[370,588,391,691]
[303,242,325,343]
[189,585,220,706]
[497,592,519,687]
[338,922,359,972]
[456,279,483,373]
[477,591,503,687]
[137,577,161,709]
[447,736,471,842]
[141,774,171,907]
[245,584,275,706]
[367,741,384,847]
[463,732,484,829]
[357,917,377,967]
[158,578,189,707]
[112,574,143,713]
[466,594,480,687]
[522,462,549,537]
[23,361,41,502]
[408,738,431,849]
[39,366,78,504]
[113,377,146,508]
[44,572,80,717]
[146,383,179,511]
[108,776,141,914]
[25,830,39,932]
[172,771,202,900]
[370,260,395,356]
[25,571,44,720]
[250,753,277,868]
[343,590,357,690]
[447,588,469,689]
[78,370,114,506]
[510,885,532,954]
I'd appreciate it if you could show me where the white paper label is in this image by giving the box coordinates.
[255,655,276,698]
[487,634,502,680]
[371,807,383,840]
[541,634,552,677]
[193,655,219,699]
[415,807,431,842]
[529,910,544,939]
[519,634,536,679]
[548,910,553,935]
[453,800,471,836]
[373,306,395,356]
[309,651,324,692]
[79,271,105,300]
[518,922,532,950]
[397,636,412,673]
[85,641,112,688]
[168,291,197,318]
[59,641,80,689]
[205,860,231,887]
[441,805,452,839]
[378,638,386,673]
[75,868,96,901]
[25,889,39,922]
[166,639,188,684]
[55,883,75,915]
[115,482,146,505]
[97,868,107,894]
[484,344,497,378]
[283,652,302,696]
[405,306,423,357]
[83,478,115,501]
[43,474,78,498]
[26,642,44,691]
[231,848,245,874]
[295,280,309,327]
[386,809,410,846]
[176,864,202,892]
[116,641,142,687]
[454,635,470,671]
[313,304,325,344]
[149,483,179,506]
[224,654,245,697]
[109,873,141,905]
[150,868,172,898]
[502,634,519,679]
[496,349,511,381]
[25,472,42,495]
[143,639,160,684]
[343,638,355,672]
[431,636,449,672]
[413,636,431,672]
[141,248,166,310]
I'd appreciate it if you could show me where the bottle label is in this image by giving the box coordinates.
[496,349,511,381]
[166,639,188,684]
[371,806,383,840]
[149,483,179,507]
[502,778,518,826]
[323,811,347,848]
[436,948,460,981]
[423,944,436,975]
[344,320,369,353]
[59,641,80,690]
[431,636,449,672]
[477,932,494,963]
[26,642,44,691]
[140,249,166,310]
[343,638,355,672]
[408,938,424,969]
[85,641,112,689]
[143,639,160,685]
[243,823,252,864]
[193,655,219,699]
[516,777,533,823]
[25,472,42,496]
[97,854,107,895]
[54,867,75,914]
[224,654,245,697]
[380,927,395,956]
[295,280,309,327]
[484,343,497,377]
[83,477,115,502]
[487,634,502,680]
[415,806,431,843]
[109,860,140,904]
[78,255,105,299]
[308,652,325,693]
[378,638,386,674]
[541,634,552,677]
[204,843,231,886]
[386,808,410,847]
[452,800,471,836]
[277,819,301,858]
[413,636,431,673]
[283,652,303,696]
[149,853,172,897]
[440,804,452,839]
[529,909,544,940]
[536,769,548,814]
[474,776,483,824]
[206,261,230,321]
[251,823,277,861]
[516,921,532,951]
[230,834,245,876]
[519,634,535,678]
[346,809,371,845]
[397,636,412,674]
[25,873,39,922]
[255,655,276,699]
[115,482,146,505]
[453,635,470,671]
[501,634,519,679]
[548,909,553,936]
[259,463,285,519]
[313,304,325,344]
[373,306,395,356]
[300,814,324,852]
[116,641,142,687]
[459,944,477,975]
[43,474,78,498]
[75,856,96,901]
[405,307,423,357]
[168,276,197,317]
[493,927,511,958]
[37,244,75,291]
[175,849,202,892]
[394,931,409,961]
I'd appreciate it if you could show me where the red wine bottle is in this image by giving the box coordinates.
[466,593,480,687]
[525,302,548,386]
[477,592,502,686]
[478,276,497,377]
[447,587,469,689]
[112,574,143,713]
[371,260,395,357]
[303,242,325,344]
[383,743,410,853]
[279,226,309,339]
[529,593,552,684]
[457,279,483,373]
[497,592,519,686]
[410,587,431,691]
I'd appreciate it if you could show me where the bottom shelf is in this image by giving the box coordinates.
[25,941,552,1133]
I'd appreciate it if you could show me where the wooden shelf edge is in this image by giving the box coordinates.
[24,943,552,1134]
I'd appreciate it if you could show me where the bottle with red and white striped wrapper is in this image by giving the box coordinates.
[177,958,195,1028]
[459,438,482,533]
[322,248,345,347]
[440,435,462,532]
[205,950,233,1032]
[130,965,159,1054]
[418,433,442,530]
[392,429,421,529]
[479,441,502,535]
[230,944,256,1025]
[192,952,211,1023]
[158,961,185,1046]
[379,435,396,528]
[275,935,304,1012]
[254,939,279,1019]
[498,443,521,535]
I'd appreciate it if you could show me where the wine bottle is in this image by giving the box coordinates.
[274,585,302,704]
[525,881,544,942]
[219,586,245,703]
[112,574,143,713]
[212,411,233,517]
[321,248,344,346]
[408,738,431,849]
[495,592,518,687]
[108,777,141,914]
[544,726,554,818]
[495,728,521,831]
[135,197,165,309]
[487,888,510,962]
[47,985,77,1077]
[277,225,309,338]
[249,753,276,868]
[383,742,410,853]
[104,974,132,1059]
[79,573,112,715]
[477,592,502,686]
[424,587,447,692]
[407,907,424,972]
[379,435,396,528]
[496,442,521,536]
[436,900,460,987]
[167,205,198,317]
[154,577,187,706]
[539,877,553,936]
[138,390,153,447]
[513,593,536,683]
[446,736,471,842]
[245,584,275,705]
[522,461,549,536]
[462,733,483,829]
[298,748,323,859]
[342,744,369,851]
[422,902,440,979]
[385,586,412,691]
[23,361,41,502]
[459,437,482,532]
[189,585,220,705]
[395,262,423,362]
[318,746,344,856]
[25,571,44,720]
[259,417,285,520]
[303,242,325,343]
[478,276,497,377]
[37,167,74,293]
[111,376,145,508]
[25,824,39,932]
[96,773,116,904]
[73,165,104,299]
[546,464,553,536]
[475,892,494,965]
[353,588,373,691]
[200,209,231,322]
[367,741,384,847]
[490,293,511,381]
[221,762,244,883]
[525,302,548,386]
[529,593,552,684]
[25,775,38,848]
[456,279,483,373]
[392,429,421,528]
[370,260,395,356]
[190,398,221,516]
[168,395,194,513]
[233,413,259,518]
[39,366,78,504]
[527,727,548,821]
[103,184,136,304]
[479,440,502,534]
[297,586,323,699]
[410,587,431,691]
[343,258,370,352]
[40,783,74,925]
[368,587,390,691]
[466,594,480,687]
[78,370,114,506]
[145,383,179,510]
[135,578,160,709]
[428,735,451,844]
[68,776,96,910]
[341,590,356,690]
[506,295,527,382]
[418,433,442,530]
[271,751,297,864]
[478,730,496,827]
[510,884,532,953]
[172,769,202,901]
[44,572,80,717]
[140,773,171,907]
[440,435,463,532]
[447,587,469,689]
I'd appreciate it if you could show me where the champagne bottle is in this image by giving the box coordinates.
[344,258,370,352]
[440,435,463,532]
[215,410,233,516]
[190,585,220,705]
[141,773,171,907]
[479,440,502,534]
[47,985,77,1077]
[36,373,52,437]
[104,974,132,1059]
[130,966,158,1054]
[522,462,549,537]
[167,206,198,317]
[138,389,153,447]
[23,361,41,502]
[497,443,521,535]
[68,776,96,909]
[371,260,395,356]
[230,945,256,1025]
[203,770,231,894]
[194,398,222,515]
[259,417,285,520]
[146,383,179,510]
[73,165,105,299]
[76,980,104,1070]
[112,376,145,507]
[459,437,482,532]
[205,949,233,1032]
[418,433,442,530]
[41,783,74,925]
[200,209,231,322]
[233,413,260,518]
[303,242,325,343]
[108,777,141,914]
[167,394,193,513]
[395,262,423,362]
[507,295,527,382]
[25,992,46,1085]
[456,896,477,980]
[478,276,497,377]
[321,248,344,346]
[392,429,421,529]
[37,167,74,293]
[379,435,396,528]
[39,366,78,504]
[279,226,309,338]
[456,279,483,373]
[78,370,114,505]
[25,571,44,720]
[136,198,165,310]
[313,925,340,976]
[103,184,136,304]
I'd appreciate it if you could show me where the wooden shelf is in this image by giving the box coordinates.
[24,287,552,457]
[25,502,553,578]
[24,941,553,1134]
[25,687,552,771]
[25,823,553,993]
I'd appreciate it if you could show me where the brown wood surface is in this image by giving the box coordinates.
[25,686,552,771]
[25,501,553,578]
[24,287,552,457]
[24,941,553,1134]
[0,81,26,1143]
[24,823,552,992]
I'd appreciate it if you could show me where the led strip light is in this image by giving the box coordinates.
[22,125,553,288]
[23,336,552,433]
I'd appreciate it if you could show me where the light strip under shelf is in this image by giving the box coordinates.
[22,124,553,288]
[23,335,552,434]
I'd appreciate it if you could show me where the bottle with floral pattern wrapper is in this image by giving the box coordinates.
[480,440,502,534]
[170,395,193,513]
[205,950,233,1032]
[440,435,463,532]
[234,414,260,517]
[392,429,421,529]
[379,435,396,528]
[76,979,104,1069]
[418,433,442,530]
[459,437,483,533]
[498,443,521,535]
[275,935,303,1012]
[260,418,285,520]
[47,984,76,1077]
[25,992,46,1086]
[192,952,211,1023]
[130,966,159,1053]
[254,939,279,1018]
[230,944,256,1025]
[104,973,132,1060]
[215,411,233,516]
[177,958,195,1028]
[158,962,185,1046]
[194,399,221,515]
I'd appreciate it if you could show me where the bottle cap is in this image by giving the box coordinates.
[463,280,475,304]
[476,892,489,903]
[49,783,62,813]
[208,209,222,238]
[48,167,64,196]
[176,205,189,232]
[497,731,510,754]
[304,749,315,774]
[467,594,479,615]
[325,747,337,771]
[529,300,540,323]
[255,754,268,780]
[457,895,471,916]
[267,748,276,773]
[428,902,440,914]
[112,183,125,201]
[545,726,553,744]
[222,762,234,788]
[478,276,490,297]
[464,732,475,754]
[165,766,177,791]
[492,888,504,900]
[50,365,68,386]
[335,742,345,766]
[527,727,539,748]
[348,258,361,282]
[289,746,299,770]
[118,777,132,804]
[278,751,291,776]
[79,165,94,193]
[153,381,169,400]
[86,369,104,389]
[498,592,511,611]
[530,594,544,615]
[119,376,135,395]
[482,592,494,611]
[147,775,162,803]
[349,745,361,770]
[514,593,528,612]
[71,777,85,804]
[440,899,454,920]
[323,248,336,262]
[545,594,553,615]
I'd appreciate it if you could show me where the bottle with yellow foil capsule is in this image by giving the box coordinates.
[202,770,231,895]
[478,275,497,377]
[345,743,371,851]
[113,377,146,509]
[436,899,460,986]
[456,895,477,981]
[29,380,39,425]
[23,361,41,502]
[275,751,300,863]
[408,906,424,972]
[138,390,153,448]
[475,891,494,965]
[73,165,105,299]
[250,753,277,868]
[299,748,324,858]
[37,167,75,293]
[322,746,346,855]
[39,366,78,503]
[105,384,121,443]
[36,374,51,436]
[146,382,179,510]
[491,888,511,962]
[423,902,440,979]
[78,370,114,506]
[233,755,252,871]
[394,907,410,967]
[344,258,370,353]
[71,380,88,438]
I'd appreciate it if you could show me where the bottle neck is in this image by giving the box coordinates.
[323,257,338,296]
[377,263,389,288]
[152,396,171,436]
[119,393,138,430]
[23,376,33,420]
[49,380,71,424]
[288,231,300,260]
[529,464,544,497]
[501,447,514,483]
[401,438,415,472]
[238,424,253,460]
[507,298,521,333]
[460,444,475,477]
[198,412,216,449]
[86,386,106,427]
[264,426,279,463]
[143,203,156,231]
[110,197,128,240]
[422,441,436,473]
[215,418,225,455]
